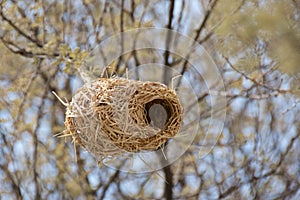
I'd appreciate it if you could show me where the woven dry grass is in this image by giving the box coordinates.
[64,77,183,161]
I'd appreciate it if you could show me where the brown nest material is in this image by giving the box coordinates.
[64,77,183,161]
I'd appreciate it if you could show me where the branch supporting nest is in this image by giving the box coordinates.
[64,77,183,162]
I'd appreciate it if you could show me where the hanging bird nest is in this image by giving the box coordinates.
[64,77,183,161]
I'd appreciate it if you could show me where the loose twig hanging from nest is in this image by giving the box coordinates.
[60,77,183,163]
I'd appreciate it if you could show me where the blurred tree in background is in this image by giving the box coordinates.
[0,0,299,199]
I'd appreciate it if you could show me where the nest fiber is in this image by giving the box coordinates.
[65,78,183,160]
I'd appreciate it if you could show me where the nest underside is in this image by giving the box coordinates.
[65,78,183,161]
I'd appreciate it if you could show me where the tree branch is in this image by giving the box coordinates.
[163,0,175,85]
[0,7,43,47]
[163,165,173,200]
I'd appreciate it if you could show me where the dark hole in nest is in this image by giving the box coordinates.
[144,99,172,129]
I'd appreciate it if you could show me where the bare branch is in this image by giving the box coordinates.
[0,6,43,47]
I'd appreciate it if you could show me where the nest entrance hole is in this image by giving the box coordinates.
[145,99,171,130]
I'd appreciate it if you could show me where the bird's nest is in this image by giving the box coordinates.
[63,77,183,162]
